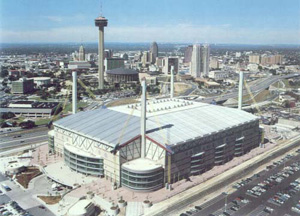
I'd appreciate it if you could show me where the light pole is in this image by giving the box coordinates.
[223,185,229,213]
[224,192,228,213]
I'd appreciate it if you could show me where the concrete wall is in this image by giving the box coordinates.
[54,126,121,185]
[165,120,260,183]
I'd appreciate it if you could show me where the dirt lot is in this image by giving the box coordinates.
[106,98,138,107]
[16,166,42,188]
[38,195,61,205]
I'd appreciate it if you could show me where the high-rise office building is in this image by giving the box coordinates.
[104,58,125,71]
[162,57,178,75]
[104,49,113,59]
[190,44,210,78]
[201,44,210,77]
[78,45,85,61]
[142,51,150,66]
[184,45,193,63]
[249,55,260,64]
[190,44,201,78]
[209,57,219,69]
[150,42,158,64]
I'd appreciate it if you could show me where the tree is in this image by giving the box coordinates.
[19,120,35,129]
[8,75,18,81]
[26,73,34,78]
[0,69,8,78]
[282,101,290,108]
[7,112,15,119]
[134,86,141,95]
[270,69,276,75]
[0,112,15,119]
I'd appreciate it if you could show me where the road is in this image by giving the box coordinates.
[0,173,55,216]
[182,82,198,96]
[197,74,299,103]
[0,128,49,152]
[193,155,300,216]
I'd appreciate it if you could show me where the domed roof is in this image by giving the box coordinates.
[106,68,138,75]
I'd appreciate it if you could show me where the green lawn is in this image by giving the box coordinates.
[62,102,88,114]
[29,96,42,101]
[35,118,52,126]
[282,79,292,88]
[35,102,88,126]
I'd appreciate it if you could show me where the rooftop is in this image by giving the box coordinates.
[54,99,258,149]
[106,68,138,75]
[95,16,108,27]
[122,158,162,173]
[68,200,94,215]
[3,101,59,109]
[95,16,108,20]
[30,77,51,81]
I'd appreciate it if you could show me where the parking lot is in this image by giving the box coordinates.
[180,150,300,216]
[0,173,55,216]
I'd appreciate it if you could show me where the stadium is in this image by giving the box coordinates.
[51,80,261,192]
[106,68,139,84]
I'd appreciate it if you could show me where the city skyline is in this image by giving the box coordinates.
[0,0,300,44]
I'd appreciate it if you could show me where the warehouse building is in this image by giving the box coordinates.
[1,101,60,117]
[52,82,260,192]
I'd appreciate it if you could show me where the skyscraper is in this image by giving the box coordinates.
[78,45,85,61]
[201,44,210,77]
[190,44,201,78]
[142,51,150,66]
[184,45,193,63]
[95,16,108,89]
[150,42,158,64]
[162,57,179,75]
[190,44,210,78]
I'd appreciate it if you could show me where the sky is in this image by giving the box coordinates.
[0,0,300,44]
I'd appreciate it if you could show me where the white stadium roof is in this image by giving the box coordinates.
[54,99,258,148]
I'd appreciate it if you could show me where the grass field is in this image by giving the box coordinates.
[34,102,88,125]
[237,90,272,104]
[62,102,88,113]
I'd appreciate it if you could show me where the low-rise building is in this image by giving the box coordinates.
[67,200,96,216]
[30,77,51,87]
[209,70,228,80]
[1,101,60,117]
[68,61,91,70]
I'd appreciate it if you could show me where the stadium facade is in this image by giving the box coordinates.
[51,83,261,192]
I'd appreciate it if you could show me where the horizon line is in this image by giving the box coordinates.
[0,42,300,46]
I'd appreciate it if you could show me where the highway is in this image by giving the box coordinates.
[182,83,199,96]
[197,74,299,103]
[0,128,49,152]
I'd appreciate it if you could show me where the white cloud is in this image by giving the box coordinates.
[42,14,86,23]
[43,16,63,22]
[0,24,299,44]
